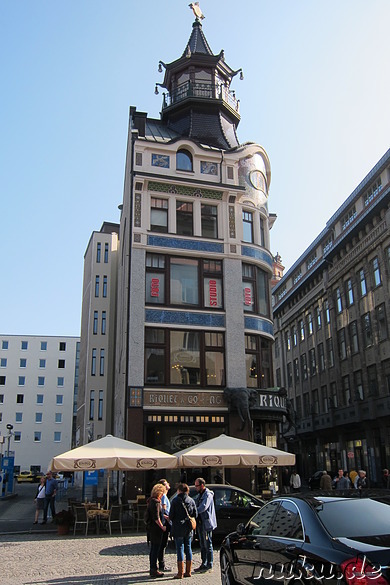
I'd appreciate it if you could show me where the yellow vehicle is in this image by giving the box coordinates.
[16,471,35,483]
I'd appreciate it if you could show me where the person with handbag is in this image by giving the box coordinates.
[169,483,197,579]
[33,475,46,524]
[146,483,167,578]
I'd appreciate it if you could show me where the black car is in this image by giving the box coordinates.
[171,484,264,540]
[220,494,390,585]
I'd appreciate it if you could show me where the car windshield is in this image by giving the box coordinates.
[317,499,390,537]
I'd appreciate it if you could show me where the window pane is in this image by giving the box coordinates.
[176,201,193,236]
[176,150,193,171]
[242,211,253,243]
[170,331,200,385]
[170,258,198,305]
[201,204,218,238]
[145,348,165,384]
[256,268,269,316]
[246,354,258,387]
[205,351,225,386]
[151,208,168,233]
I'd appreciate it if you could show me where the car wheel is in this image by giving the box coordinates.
[220,551,238,585]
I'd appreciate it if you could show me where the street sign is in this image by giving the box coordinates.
[347,451,354,458]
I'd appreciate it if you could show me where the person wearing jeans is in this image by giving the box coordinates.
[193,477,217,573]
[42,471,57,524]
[169,483,197,579]
[147,483,167,579]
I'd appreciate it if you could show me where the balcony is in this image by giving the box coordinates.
[161,80,240,114]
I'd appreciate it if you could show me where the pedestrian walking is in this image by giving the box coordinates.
[319,471,332,490]
[354,470,368,490]
[33,476,46,524]
[146,483,167,579]
[193,477,217,573]
[42,471,58,524]
[290,469,301,492]
[169,483,197,579]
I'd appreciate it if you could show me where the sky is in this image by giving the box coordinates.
[1,0,389,336]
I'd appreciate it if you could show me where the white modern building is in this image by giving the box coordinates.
[0,335,79,472]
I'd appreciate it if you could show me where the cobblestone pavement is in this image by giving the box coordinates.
[0,533,221,585]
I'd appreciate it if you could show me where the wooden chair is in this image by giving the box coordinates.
[73,506,90,536]
[100,504,123,535]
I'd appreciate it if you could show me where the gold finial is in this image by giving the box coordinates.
[189,2,205,20]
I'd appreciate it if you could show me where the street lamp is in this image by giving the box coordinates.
[6,424,13,457]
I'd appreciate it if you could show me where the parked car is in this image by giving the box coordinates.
[220,494,390,585]
[16,471,36,483]
[186,484,264,539]
[16,470,44,483]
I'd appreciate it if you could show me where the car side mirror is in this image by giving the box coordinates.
[236,522,246,535]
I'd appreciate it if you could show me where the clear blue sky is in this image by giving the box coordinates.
[1,1,389,336]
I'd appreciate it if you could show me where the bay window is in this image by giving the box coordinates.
[145,328,225,387]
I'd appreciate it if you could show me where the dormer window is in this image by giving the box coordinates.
[177,149,193,172]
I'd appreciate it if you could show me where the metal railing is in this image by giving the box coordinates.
[162,80,239,112]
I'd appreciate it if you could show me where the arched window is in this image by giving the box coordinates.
[176,149,193,172]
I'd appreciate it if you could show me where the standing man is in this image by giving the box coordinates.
[333,469,351,490]
[193,477,217,573]
[157,479,171,573]
[42,470,58,524]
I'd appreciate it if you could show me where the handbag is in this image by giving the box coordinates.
[181,501,196,531]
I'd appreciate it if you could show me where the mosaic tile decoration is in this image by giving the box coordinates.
[201,161,218,175]
[242,246,273,268]
[134,193,142,227]
[229,205,236,237]
[244,316,274,336]
[148,235,223,253]
[148,181,223,200]
[145,309,225,328]
[152,154,170,168]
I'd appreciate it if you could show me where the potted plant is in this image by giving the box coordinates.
[53,509,74,535]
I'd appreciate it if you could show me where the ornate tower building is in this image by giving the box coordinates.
[107,12,286,495]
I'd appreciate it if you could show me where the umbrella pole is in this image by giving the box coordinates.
[107,473,110,509]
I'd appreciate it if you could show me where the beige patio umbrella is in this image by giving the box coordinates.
[50,434,177,507]
[174,434,295,468]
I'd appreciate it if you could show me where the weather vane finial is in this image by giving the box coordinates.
[189,2,205,21]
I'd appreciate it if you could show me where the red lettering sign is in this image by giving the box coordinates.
[209,279,217,306]
[244,287,252,306]
[151,278,160,298]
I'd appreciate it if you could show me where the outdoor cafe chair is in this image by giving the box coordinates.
[73,506,91,536]
[100,504,123,535]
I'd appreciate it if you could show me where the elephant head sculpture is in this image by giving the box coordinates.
[224,387,257,431]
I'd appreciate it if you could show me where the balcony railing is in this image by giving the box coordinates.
[162,81,239,113]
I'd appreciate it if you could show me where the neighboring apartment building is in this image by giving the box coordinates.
[77,222,119,446]
[0,335,79,472]
[77,16,287,495]
[273,149,390,485]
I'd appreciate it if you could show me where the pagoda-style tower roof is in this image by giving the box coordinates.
[156,19,243,150]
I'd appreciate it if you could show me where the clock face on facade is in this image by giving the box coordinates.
[249,169,267,194]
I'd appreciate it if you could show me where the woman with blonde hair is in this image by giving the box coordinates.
[147,483,167,578]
